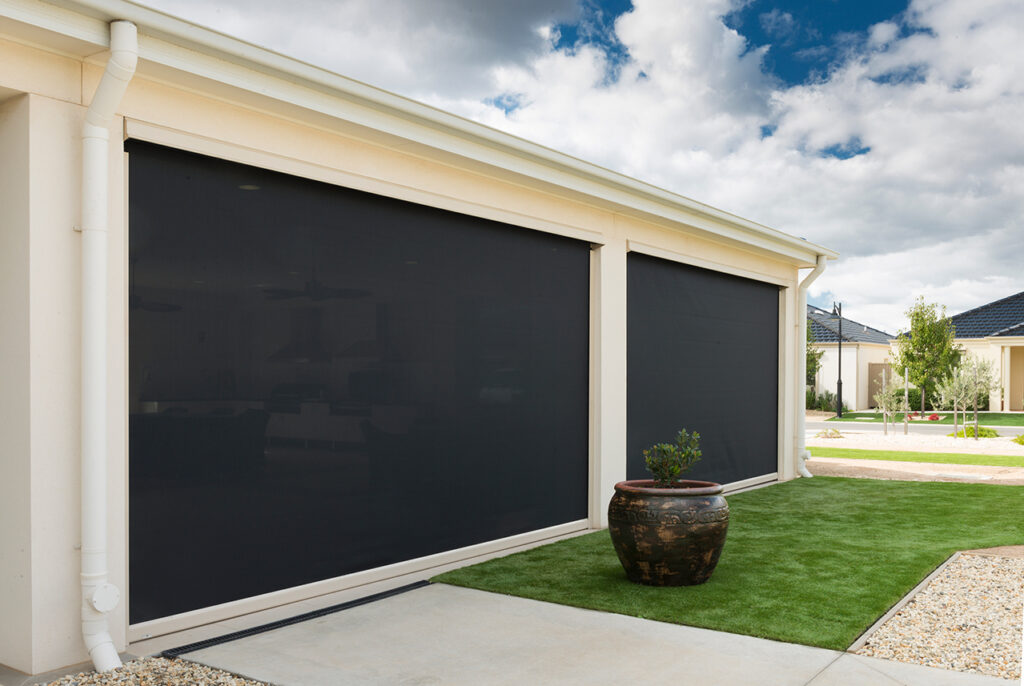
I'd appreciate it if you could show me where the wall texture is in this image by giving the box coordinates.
[0,93,33,673]
[1011,347,1024,411]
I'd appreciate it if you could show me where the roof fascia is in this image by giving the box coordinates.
[5,0,837,266]
[975,335,1024,344]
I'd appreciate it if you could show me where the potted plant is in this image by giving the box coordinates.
[608,429,729,586]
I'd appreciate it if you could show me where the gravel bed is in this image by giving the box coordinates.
[39,657,270,686]
[856,554,1024,680]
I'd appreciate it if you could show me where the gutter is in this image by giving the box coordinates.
[80,19,136,673]
[796,255,828,478]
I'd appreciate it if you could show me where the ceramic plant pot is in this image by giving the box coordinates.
[608,479,729,586]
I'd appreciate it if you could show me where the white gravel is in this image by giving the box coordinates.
[856,554,1024,681]
[38,657,269,686]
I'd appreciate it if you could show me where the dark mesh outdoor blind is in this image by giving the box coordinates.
[127,141,590,623]
[627,252,780,485]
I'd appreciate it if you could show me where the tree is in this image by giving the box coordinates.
[873,375,909,436]
[935,365,971,438]
[962,356,997,440]
[893,297,961,414]
[806,325,824,386]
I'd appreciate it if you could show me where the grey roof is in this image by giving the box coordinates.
[948,291,1024,338]
[807,305,894,344]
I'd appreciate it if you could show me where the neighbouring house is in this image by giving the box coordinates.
[807,305,894,411]
[0,0,836,676]
[949,291,1024,411]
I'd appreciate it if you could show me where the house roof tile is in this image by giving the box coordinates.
[807,305,894,344]
[949,291,1024,338]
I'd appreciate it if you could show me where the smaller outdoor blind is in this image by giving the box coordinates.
[627,253,780,485]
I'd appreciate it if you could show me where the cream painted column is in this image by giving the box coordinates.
[11,91,129,674]
[779,286,796,481]
[0,95,33,674]
[26,93,93,673]
[853,346,862,411]
[1002,345,1011,411]
[589,238,628,528]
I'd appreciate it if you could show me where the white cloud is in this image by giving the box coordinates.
[139,0,1024,335]
[867,21,900,48]
[759,9,796,40]
[438,0,1024,334]
[140,0,579,98]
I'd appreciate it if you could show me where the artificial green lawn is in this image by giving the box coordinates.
[809,446,1024,468]
[433,478,1023,651]
[828,411,1024,426]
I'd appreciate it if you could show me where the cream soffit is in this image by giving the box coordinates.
[2,0,838,266]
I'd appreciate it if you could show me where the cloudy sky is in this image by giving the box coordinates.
[141,0,1024,335]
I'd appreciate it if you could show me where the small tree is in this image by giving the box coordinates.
[874,376,909,436]
[893,298,961,414]
[935,366,971,438]
[806,326,825,386]
[961,356,997,440]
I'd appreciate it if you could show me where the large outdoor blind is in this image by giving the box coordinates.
[627,253,780,485]
[127,141,590,623]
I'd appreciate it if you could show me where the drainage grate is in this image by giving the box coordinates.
[160,580,431,658]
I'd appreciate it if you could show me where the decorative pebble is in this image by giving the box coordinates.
[38,656,269,686]
[856,554,1023,680]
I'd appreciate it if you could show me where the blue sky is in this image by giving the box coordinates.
[558,0,913,89]
[725,0,911,86]
[139,0,1024,335]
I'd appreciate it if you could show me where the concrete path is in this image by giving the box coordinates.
[183,584,1011,685]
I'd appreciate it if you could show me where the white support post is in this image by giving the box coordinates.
[589,238,628,528]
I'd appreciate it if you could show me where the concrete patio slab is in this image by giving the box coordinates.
[181,584,1011,686]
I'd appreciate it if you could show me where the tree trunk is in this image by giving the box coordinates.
[921,388,926,415]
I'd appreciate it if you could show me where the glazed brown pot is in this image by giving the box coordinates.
[608,479,729,586]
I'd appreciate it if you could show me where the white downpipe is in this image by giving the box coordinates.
[81,20,137,674]
[796,255,827,478]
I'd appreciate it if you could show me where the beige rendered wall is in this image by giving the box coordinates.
[5,34,806,672]
[779,284,798,481]
[1011,347,1024,411]
[25,91,87,673]
[856,344,893,410]
[0,94,33,673]
[957,340,1003,410]
[27,91,130,673]
[814,344,859,409]
[0,87,128,672]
